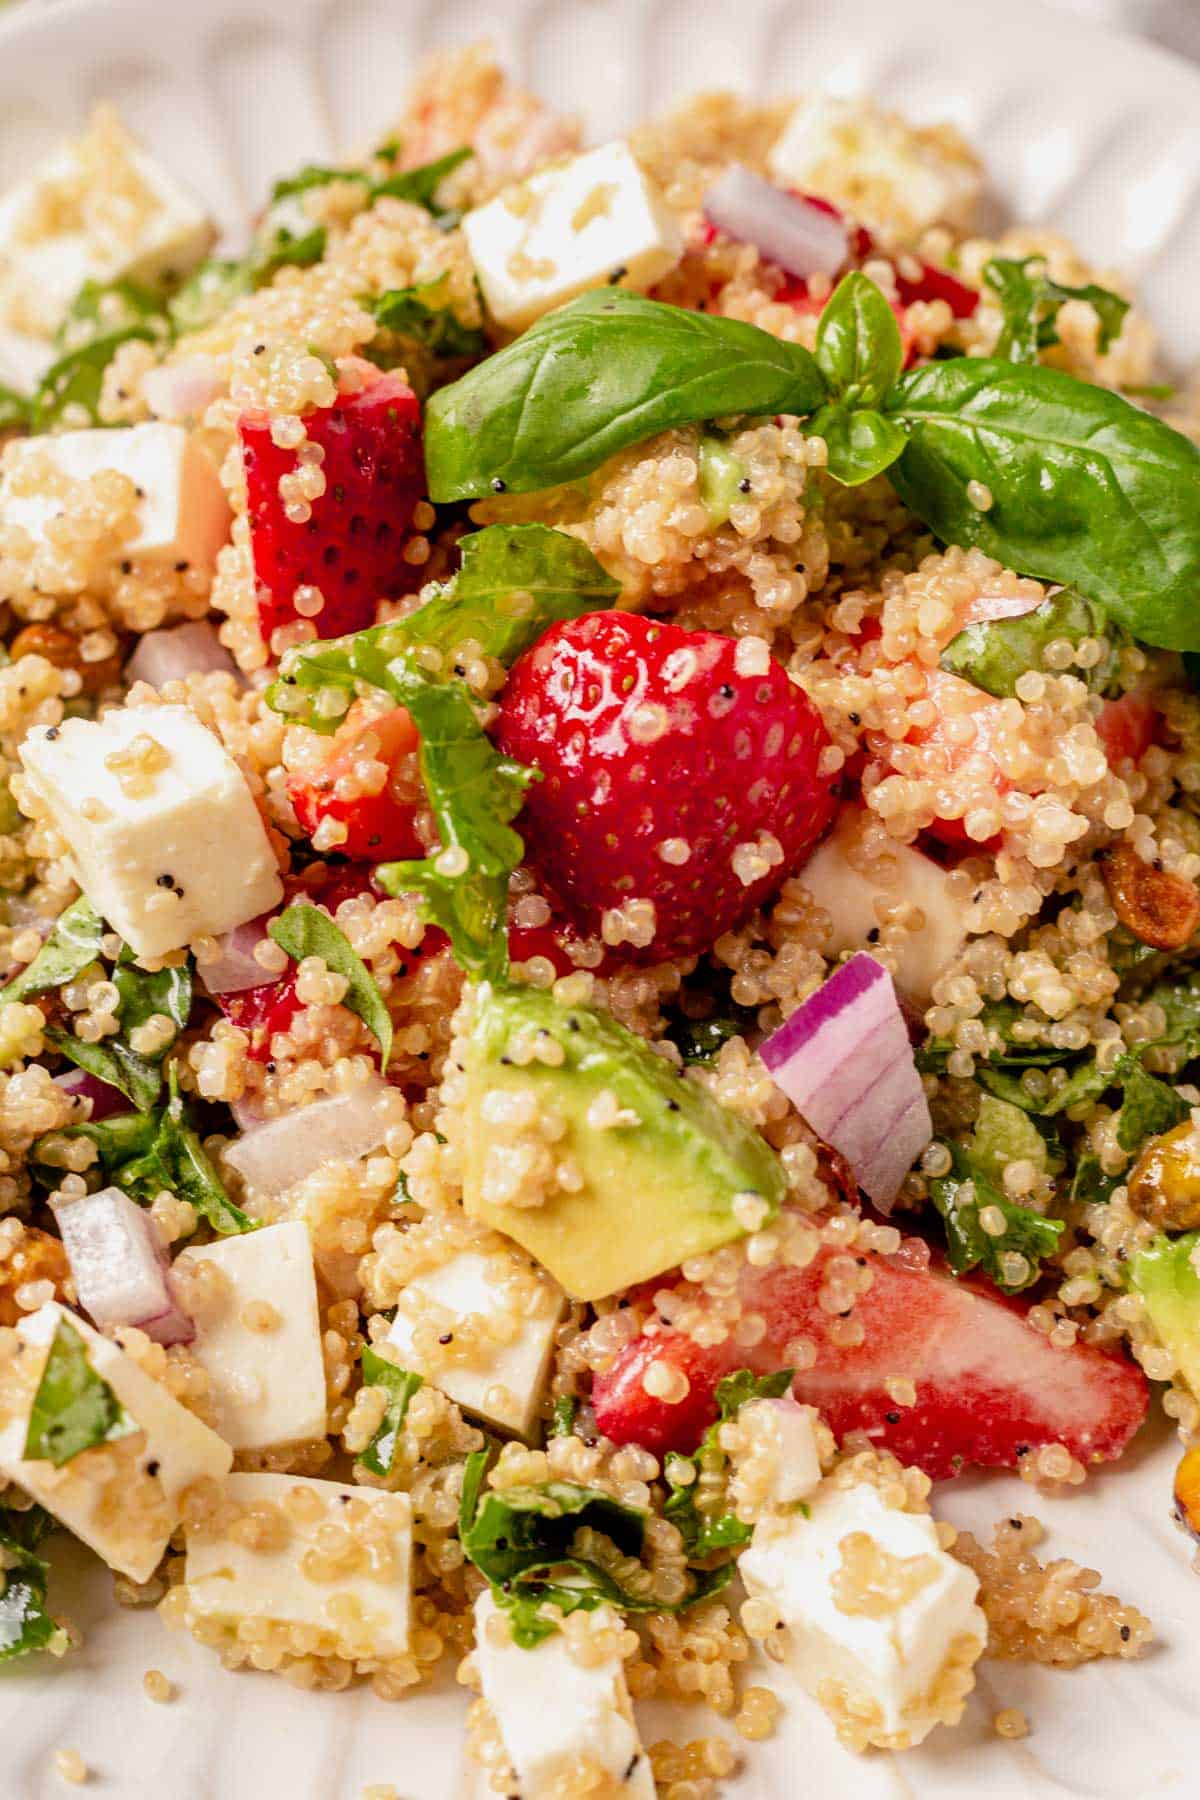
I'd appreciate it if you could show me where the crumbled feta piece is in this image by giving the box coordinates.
[173,1222,326,1452]
[739,1397,824,1508]
[473,1592,654,1797]
[0,107,214,390]
[1,423,230,570]
[740,1472,985,1749]
[183,1472,412,1658]
[0,1302,231,1582]
[388,1243,564,1439]
[767,97,982,239]
[463,140,683,331]
[18,702,283,959]
[798,807,974,1004]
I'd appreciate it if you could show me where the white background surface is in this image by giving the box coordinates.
[1,0,1199,1794]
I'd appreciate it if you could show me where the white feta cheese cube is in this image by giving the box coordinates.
[1,422,230,571]
[798,807,975,1004]
[18,702,283,959]
[463,140,683,332]
[388,1241,564,1440]
[767,97,982,239]
[736,1397,824,1509]
[172,1222,326,1452]
[740,1473,985,1749]
[0,1302,231,1582]
[183,1471,412,1659]
[473,1591,654,1798]
[0,107,215,385]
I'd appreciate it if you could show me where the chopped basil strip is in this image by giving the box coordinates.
[983,256,1130,365]
[269,903,393,1069]
[23,1317,136,1467]
[0,896,105,1003]
[357,1351,423,1477]
[928,1143,1063,1292]
[663,1368,793,1557]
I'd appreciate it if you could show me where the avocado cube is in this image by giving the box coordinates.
[458,984,785,1301]
[1129,1231,1200,1398]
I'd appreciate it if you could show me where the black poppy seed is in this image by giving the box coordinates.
[156,873,174,888]
[146,1459,160,1477]
[438,1332,454,1345]
[491,477,507,493]
[885,1411,901,1424]
[737,476,752,493]
[120,560,133,574]
[1009,1518,1023,1529]
[45,726,59,740]
[1120,1625,1131,1641]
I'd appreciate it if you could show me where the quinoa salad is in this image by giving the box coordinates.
[2,39,1200,1797]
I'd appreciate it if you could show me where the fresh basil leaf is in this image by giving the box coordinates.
[23,1316,136,1467]
[424,290,827,501]
[45,1025,161,1113]
[376,669,535,982]
[268,902,393,1069]
[369,275,486,362]
[268,526,618,730]
[810,402,907,486]
[372,147,471,217]
[54,279,169,355]
[357,1350,422,1477]
[1137,969,1200,1058]
[459,1445,494,1538]
[940,587,1116,698]
[664,1368,793,1557]
[0,1504,65,1662]
[887,358,1200,652]
[968,1093,1061,1184]
[32,328,158,431]
[928,1143,1063,1292]
[462,1479,646,1586]
[0,385,31,432]
[168,258,253,335]
[984,257,1130,364]
[113,948,192,1042]
[1115,1057,1189,1153]
[917,997,1076,1076]
[249,198,327,283]
[550,1395,578,1438]
[1070,1151,1121,1207]
[35,1077,255,1236]
[669,1012,753,1065]
[271,163,362,202]
[815,271,903,406]
[0,896,105,1002]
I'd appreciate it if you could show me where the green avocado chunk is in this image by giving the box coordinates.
[1129,1231,1200,1397]
[459,984,786,1301]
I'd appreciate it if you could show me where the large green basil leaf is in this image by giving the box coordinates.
[425,290,827,500]
[268,903,393,1069]
[809,402,906,487]
[0,896,105,1003]
[24,1317,136,1467]
[887,358,1200,651]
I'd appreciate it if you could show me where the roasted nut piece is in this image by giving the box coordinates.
[1128,1120,1200,1232]
[9,622,122,695]
[1102,841,1200,952]
[1175,1443,1200,1542]
[0,1222,71,1326]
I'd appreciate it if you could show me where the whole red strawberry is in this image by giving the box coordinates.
[241,371,425,653]
[495,612,840,962]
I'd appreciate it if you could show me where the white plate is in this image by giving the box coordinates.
[0,0,1198,1795]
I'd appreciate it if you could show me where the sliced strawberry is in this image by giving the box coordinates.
[241,371,425,651]
[894,260,979,319]
[1097,690,1157,769]
[496,613,840,963]
[592,1234,1148,1479]
[289,706,425,862]
[218,970,303,1063]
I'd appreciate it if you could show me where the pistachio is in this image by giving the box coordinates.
[9,621,122,696]
[1102,841,1200,952]
[1128,1119,1200,1232]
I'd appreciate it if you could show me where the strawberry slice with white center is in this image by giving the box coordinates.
[241,371,426,653]
[592,1230,1148,1479]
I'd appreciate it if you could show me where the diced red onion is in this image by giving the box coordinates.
[125,620,239,690]
[760,952,932,1211]
[703,166,848,278]
[222,1078,399,1198]
[198,914,275,997]
[51,1187,194,1345]
[53,1067,129,1122]
[142,354,223,423]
